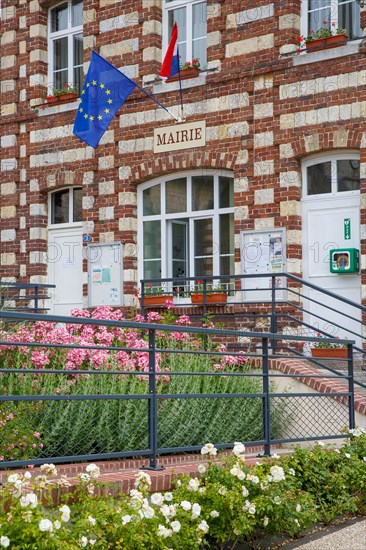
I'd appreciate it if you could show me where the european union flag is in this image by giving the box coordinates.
[73,51,137,148]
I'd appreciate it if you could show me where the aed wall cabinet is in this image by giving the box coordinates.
[330,248,359,274]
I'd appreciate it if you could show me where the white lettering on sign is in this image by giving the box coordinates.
[154,121,206,153]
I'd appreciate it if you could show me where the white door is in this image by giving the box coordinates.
[302,194,361,344]
[48,227,83,316]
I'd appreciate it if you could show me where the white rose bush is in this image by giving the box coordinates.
[0,430,365,548]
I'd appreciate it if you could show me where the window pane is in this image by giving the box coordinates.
[308,1,331,32]
[220,256,234,278]
[192,2,207,38]
[51,3,68,32]
[54,37,68,71]
[337,159,360,192]
[338,0,360,39]
[143,221,161,259]
[51,190,69,224]
[166,178,186,213]
[192,175,214,210]
[73,188,82,222]
[194,218,213,257]
[143,261,161,280]
[169,7,187,62]
[195,257,213,276]
[219,177,234,208]
[73,33,83,67]
[307,162,332,195]
[72,0,83,27]
[143,185,161,215]
[220,214,234,255]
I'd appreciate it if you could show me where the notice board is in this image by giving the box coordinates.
[240,229,286,302]
[87,242,123,307]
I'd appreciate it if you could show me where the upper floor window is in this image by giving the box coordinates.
[164,0,207,68]
[302,0,361,41]
[302,153,360,197]
[49,188,82,225]
[48,1,83,93]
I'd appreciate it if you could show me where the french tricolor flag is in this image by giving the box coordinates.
[160,22,180,80]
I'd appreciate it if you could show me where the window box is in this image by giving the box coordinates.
[139,295,174,307]
[306,34,348,52]
[191,292,227,305]
[311,347,348,359]
[47,92,79,105]
[167,67,201,82]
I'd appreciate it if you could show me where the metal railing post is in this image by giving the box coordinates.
[348,343,355,431]
[143,328,164,471]
[270,276,277,353]
[34,285,39,313]
[262,337,271,456]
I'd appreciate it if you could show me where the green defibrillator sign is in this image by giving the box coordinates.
[330,248,359,274]
[344,218,351,240]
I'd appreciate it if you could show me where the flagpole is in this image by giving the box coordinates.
[177,45,185,121]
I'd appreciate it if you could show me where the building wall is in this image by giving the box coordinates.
[1,0,366,313]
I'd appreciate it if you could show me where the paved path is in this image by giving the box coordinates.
[283,518,366,549]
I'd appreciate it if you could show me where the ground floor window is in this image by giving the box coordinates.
[138,171,235,290]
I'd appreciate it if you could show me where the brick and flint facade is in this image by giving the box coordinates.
[1,0,366,320]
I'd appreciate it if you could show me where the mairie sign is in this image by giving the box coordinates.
[154,121,206,153]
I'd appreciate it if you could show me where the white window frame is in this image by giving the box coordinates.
[48,0,83,93]
[163,0,207,68]
[302,152,360,200]
[48,187,83,228]
[137,170,234,286]
[300,0,361,41]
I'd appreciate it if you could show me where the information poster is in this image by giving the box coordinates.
[240,229,286,302]
[88,242,123,307]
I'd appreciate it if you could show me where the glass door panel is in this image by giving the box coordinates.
[171,221,189,295]
[194,218,213,277]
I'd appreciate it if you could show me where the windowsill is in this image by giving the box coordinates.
[37,99,79,117]
[151,71,207,95]
[293,39,362,66]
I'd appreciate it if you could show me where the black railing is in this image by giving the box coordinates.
[0,282,55,312]
[0,309,356,470]
[140,273,366,389]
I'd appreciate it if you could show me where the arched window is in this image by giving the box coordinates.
[138,171,234,285]
[302,153,360,197]
[49,187,82,225]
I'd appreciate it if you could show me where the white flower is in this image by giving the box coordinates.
[160,504,177,519]
[274,496,282,505]
[270,465,286,482]
[187,478,200,492]
[157,524,173,538]
[272,453,280,459]
[176,479,181,487]
[0,537,10,548]
[230,465,245,480]
[294,519,300,526]
[85,464,100,479]
[134,471,152,490]
[335,449,341,454]
[316,441,325,447]
[192,503,201,519]
[210,510,219,518]
[197,464,206,474]
[345,453,351,458]
[267,475,273,483]
[20,493,38,509]
[142,505,155,519]
[243,500,256,514]
[24,472,32,480]
[7,474,19,484]
[218,486,227,496]
[54,520,61,530]
[80,536,88,547]
[88,515,96,526]
[89,540,96,546]
[242,485,249,497]
[349,427,365,437]
[180,500,192,511]
[40,463,58,476]
[363,457,366,462]
[197,520,209,534]
[263,516,269,527]
[80,473,91,483]
[199,487,206,494]
[289,468,296,476]
[247,474,259,484]
[60,504,71,523]
[151,493,164,506]
[296,504,301,512]
[39,518,53,532]
[201,443,217,456]
[164,492,173,502]
[233,442,245,456]
[122,515,132,525]
[170,520,181,533]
